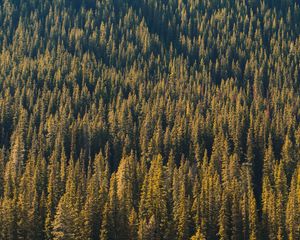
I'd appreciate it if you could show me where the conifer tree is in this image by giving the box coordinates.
[281,134,296,182]
[190,227,206,240]
[285,164,300,240]
[138,154,169,240]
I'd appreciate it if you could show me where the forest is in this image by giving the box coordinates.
[0,0,299,239]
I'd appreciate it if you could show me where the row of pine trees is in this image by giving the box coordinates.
[1,138,299,239]
[0,0,299,239]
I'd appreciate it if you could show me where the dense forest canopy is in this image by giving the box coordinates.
[0,0,299,239]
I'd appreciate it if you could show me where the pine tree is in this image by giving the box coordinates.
[100,173,120,240]
[82,151,109,240]
[248,182,258,240]
[263,134,275,177]
[200,160,222,239]
[262,174,276,239]
[231,185,243,240]
[138,154,169,239]
[0,147,5,197]
[175,177,191,240]
[281,134,296,182]
[274,162,288,238]
[285,164,300,240]
[51,160,83,240]
[45,151,63,239]
[51,195,80,240]
[190,227,206,240]
[4,134,25,198]
[0,197,18,240]
[191,177,201,231]
[128,208,138,240]
[218,191,230,240]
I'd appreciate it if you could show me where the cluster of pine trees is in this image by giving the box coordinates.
[0,0,299,239]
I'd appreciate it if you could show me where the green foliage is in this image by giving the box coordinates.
[0,0,299,239]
